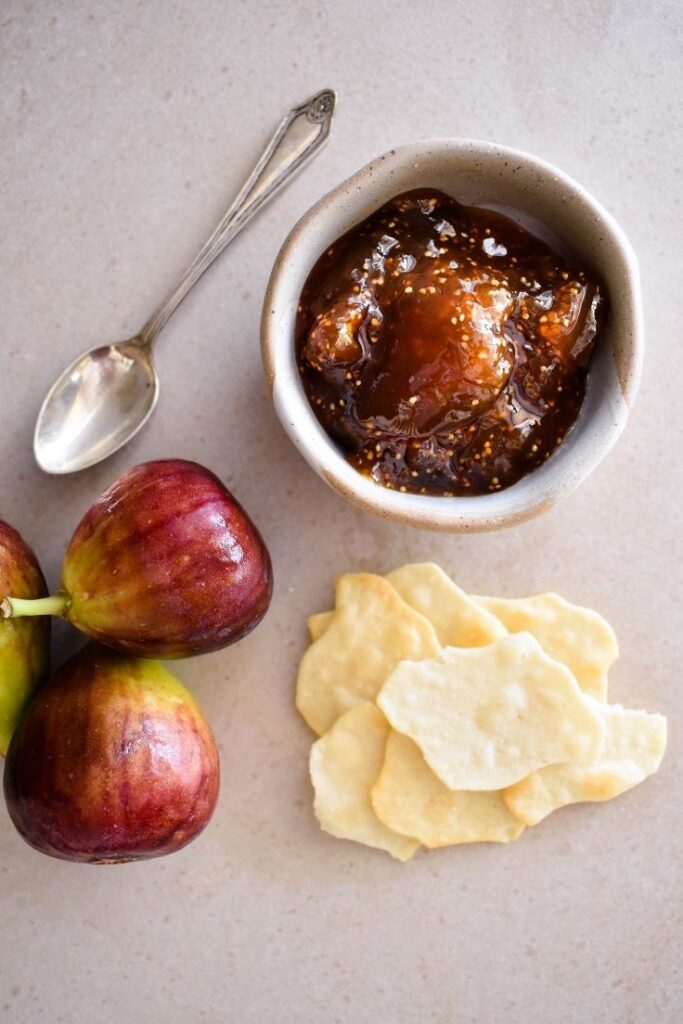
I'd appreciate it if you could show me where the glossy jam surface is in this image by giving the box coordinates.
[296,189,605,496]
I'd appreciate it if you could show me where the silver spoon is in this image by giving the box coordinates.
[34,88,336,475]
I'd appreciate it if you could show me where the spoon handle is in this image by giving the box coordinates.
[138,88,336,346]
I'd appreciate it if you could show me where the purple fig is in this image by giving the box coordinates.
[0,521,50,755]
[2,459,273,658]
[3,644,219,862]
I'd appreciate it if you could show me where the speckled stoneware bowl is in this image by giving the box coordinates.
[261,140,643,532]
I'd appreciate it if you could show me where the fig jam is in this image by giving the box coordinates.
[295,189,604,496]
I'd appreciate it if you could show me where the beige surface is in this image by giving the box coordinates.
[0,2,680,1022]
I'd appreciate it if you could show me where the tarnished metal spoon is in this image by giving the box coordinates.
[34,88,336,474]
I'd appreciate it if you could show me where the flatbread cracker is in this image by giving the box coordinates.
[297,573,440,735]
[377,633,605,791]
[503,704,667,825]
[308,610,333,642]
[309,703,420,861]
[474,592,617,700]
[385,563,506,647]
[307,564,505,648]
[371,729,524,847]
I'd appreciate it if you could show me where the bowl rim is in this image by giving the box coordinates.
[261,137,643,532]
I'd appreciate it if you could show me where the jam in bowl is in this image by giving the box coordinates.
[296,188,605,498]
[262,140,642,531]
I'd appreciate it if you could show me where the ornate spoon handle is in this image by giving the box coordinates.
[139,88,337,345]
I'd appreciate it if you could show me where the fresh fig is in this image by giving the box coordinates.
[1,459,273,658]
[0,521,50,755]
[3,644,219,862]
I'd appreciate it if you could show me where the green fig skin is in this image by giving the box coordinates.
[60,459,273,658]
[0,521,50,756]
[3,645,220,863]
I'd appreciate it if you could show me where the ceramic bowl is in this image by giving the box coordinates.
[261,139,643,532]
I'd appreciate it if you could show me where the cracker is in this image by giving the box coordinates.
[308,610,333,642]
[377,633,605,791]
[371,729,525,847]
[307,564,505,648]
[474,592,617,699]
[503,704,667,825]
[297,573,440,735]
[385,563,506,647]
[309,703,420,861]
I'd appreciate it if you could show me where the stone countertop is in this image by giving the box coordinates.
[0,2,681,1022]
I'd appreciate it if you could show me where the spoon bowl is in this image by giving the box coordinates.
[34,341,158,474]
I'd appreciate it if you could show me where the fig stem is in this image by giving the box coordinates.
[0,594,69,619]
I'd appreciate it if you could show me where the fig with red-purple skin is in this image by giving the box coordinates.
[1,459,273,658]
[3,644,220,863]
[0,521,50,755]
